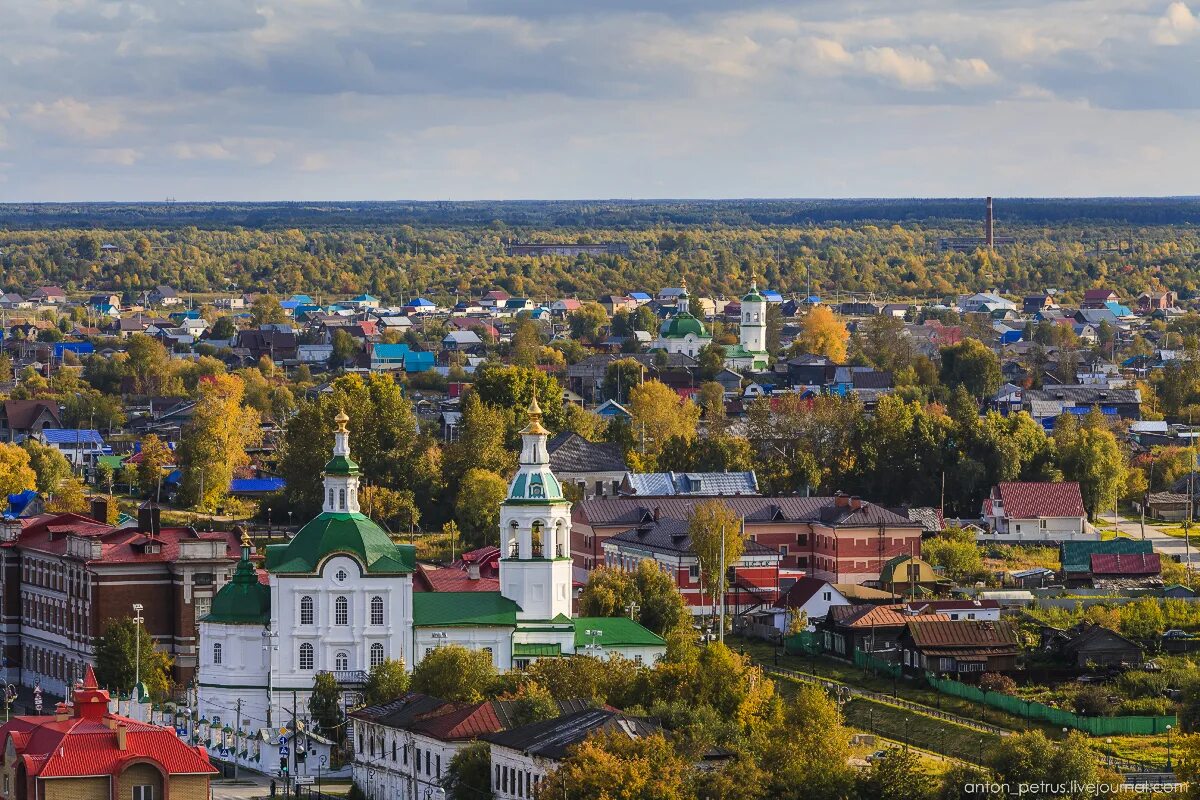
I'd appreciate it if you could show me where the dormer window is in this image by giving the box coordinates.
[339,489,347,510]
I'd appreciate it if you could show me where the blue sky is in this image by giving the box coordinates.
[2,0,1199,201]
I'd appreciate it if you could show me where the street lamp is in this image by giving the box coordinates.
[1106,738,1113,769]
[132,604,144,700]
[585,629,604,657]
[903,716,908,750]
[267,507,273,539]
[1167,724,1174,771]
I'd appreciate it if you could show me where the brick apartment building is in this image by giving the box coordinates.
[574,494,924,586]
[0,502,239,698]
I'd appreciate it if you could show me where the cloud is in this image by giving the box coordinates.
[86,147,140,166]
[22,98,123,141]
[1153,1,1200,44]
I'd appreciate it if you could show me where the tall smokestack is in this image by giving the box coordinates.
[985,196,994,249]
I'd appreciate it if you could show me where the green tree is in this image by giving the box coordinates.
[987,731,1113,800]
[511,319,542,368]
[855,747,933,800]
[604,358,643,404]
[454,469,508,548]
[697,342,726,380]
[22,438,73,495]
[125,334,184,396]
[1119,597,1166,642]
[1058,408,1127,520]
[94,617,172,702]
[569,302,609,344]
[939,338,1001,399]
[178,373,262,509]
[760,683,855,800]
[251,295,287,325]
[687,501,744,606]
[920,528,985,584]
[210,315,237,339]
[410,645,498,702]
[329,329,360,368]
[578,566,635,617]
[578,560,689,636]
[364,658,410,706]
[445,741,494,800]
[309,671,346,742]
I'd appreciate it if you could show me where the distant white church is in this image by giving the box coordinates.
[197,403,665,742]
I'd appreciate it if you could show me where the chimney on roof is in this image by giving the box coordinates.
[985,197,995,249]
[116,723,127,751]
[653,506,660,521]
[138,504,161,536]
[89,497,109,525]
[467,563,481,581]
[849,496,864,511]
[835,493,849,508]
[54,703,69,722]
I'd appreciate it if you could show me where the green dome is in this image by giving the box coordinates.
[507,469,565,503]
[323,454,359,476]
[742,290,765,303]
[264,512,415,575]
[206,556,271,625]
[660,313,708,339]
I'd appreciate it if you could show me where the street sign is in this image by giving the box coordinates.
[33,685,42,713]
[295,777,314,786]
[278,734,289,745]
[279,746,290,757]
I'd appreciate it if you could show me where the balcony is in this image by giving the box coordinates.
[320,670,368,688]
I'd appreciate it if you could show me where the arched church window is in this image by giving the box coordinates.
[371,642,385,667]
[339,489,346,510]
[371,596,384,626]
[300,596,314,625]
[335,651,349,671]
[335,596,349,625]
[299,643,314,670]
[213,643,222,665]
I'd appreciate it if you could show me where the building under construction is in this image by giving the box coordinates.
[939,196,1016,252]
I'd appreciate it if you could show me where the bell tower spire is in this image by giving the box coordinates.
[322,409,361,514]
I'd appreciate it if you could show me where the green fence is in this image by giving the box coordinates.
[854,649,901,678]
[926,674,1176,736]
[784,631,820,655]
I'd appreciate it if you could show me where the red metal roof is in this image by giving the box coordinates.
[1090,552,1161,576]
[995,482,1085,520]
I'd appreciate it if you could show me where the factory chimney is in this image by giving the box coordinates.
[985,196,995,249]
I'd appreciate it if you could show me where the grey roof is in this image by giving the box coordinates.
[485,709,659,760]
[579,495,915,528]
[547,432,628,473]
[1025,387,1141,405]
[606,517,781,556]
[621,471,759,497]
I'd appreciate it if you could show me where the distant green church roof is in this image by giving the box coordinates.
[206,550,271,625]
[265,512,414,575]
[323,454,359,476]
[572,617,666,648]
[660,312,708,339]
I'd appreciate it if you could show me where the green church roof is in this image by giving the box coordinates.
[660,313,708,339]
[322,454,360,476]
[265,512,414,575]
[742,290,765,303]
[205,553,271,625]
[413,592,520,627]
[572,617,666,648]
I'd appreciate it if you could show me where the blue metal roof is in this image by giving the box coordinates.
[373,343,411,359]
[762,291,784,302]
[404,352,436,372]
[629,292,652,301]
[408,298,435,307]
[53,342,94,358]
[5,490,38,518]
[40,429,104,446]
[229,477,286,494]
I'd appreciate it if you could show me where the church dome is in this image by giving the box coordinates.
[742,280,766,304]
[206,531,271,625]
[660,312,708,339]
[266,512,415,575]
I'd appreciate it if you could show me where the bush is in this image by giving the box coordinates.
[1115,670,1169,700]
[979,673,1017,694]
[1116,697,1174,716]
[1070,684,1111,716]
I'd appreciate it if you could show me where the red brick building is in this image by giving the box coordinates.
[574,494,923,585]
[0,665,216,800]
[0,504,239,699]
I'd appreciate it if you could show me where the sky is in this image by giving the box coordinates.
[2,0,1200,201]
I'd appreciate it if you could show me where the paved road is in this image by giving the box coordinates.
[1097,512,1200,563]
[211,776,272,800]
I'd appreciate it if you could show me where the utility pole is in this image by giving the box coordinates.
[132,603,144,702]
[718,525,726,644]
[234,698,242,780]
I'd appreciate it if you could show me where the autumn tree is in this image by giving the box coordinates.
[1057,407,1127,519]
[95,617,172,702]
[511,319,542,368]
[135,434,173,499]
[987,731,1115,800]
[687,501,744,608]
[364,658,410,706]
[124,334,183,396]
[455,468,509,548]
[569,302,609,344]
[627,379,700,471]
[410,645,497,702]
[177,374,263,510]
[22,439,73,495]
[939,338,1001,399]
[578,560,689,636]
[250,294,287,326]
[538,731,694,800]
[793,305,848,362]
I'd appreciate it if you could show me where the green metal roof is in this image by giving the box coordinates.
[264,512,413,575]
[322,454,360,476]
[742,291,765,303]
[97,455,126,470]
[572,617,666,649]
[660,313,708,339]
[413,592,520,627]
[205,555,271,625]
[1061,539,1153,573]
[512,643,563,658]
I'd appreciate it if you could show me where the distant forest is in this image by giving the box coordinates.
[1,198,1199,302]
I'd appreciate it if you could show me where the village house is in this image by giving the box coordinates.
[898,619,1020,675]
[0,400,61,442]
[547,432,629,499]
[1040,622,1142,669]
[982,481,1092,542]
[818,604,950,660]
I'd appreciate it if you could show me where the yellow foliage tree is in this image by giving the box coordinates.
[178,374,263,510]
[687,500,744,607]
[627,379,700,471]
[0,443,37,496]
[794,305,849,362]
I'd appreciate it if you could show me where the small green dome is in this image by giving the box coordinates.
[206,556,271,625]
[265,512,414,575]
[661,313,708,339]
[507,469,565,503]
[742,290,765,303]
[323,454,360,476]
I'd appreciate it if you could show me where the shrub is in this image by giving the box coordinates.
[979,673,1018,694]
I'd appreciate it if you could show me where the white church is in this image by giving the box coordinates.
[196,403,665,742]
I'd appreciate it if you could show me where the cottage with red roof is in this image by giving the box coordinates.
[982,481,1094,542]
[0,665,215,800]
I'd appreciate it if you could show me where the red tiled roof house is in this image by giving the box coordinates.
[982,482,1093,542]
[0,665,215,800]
